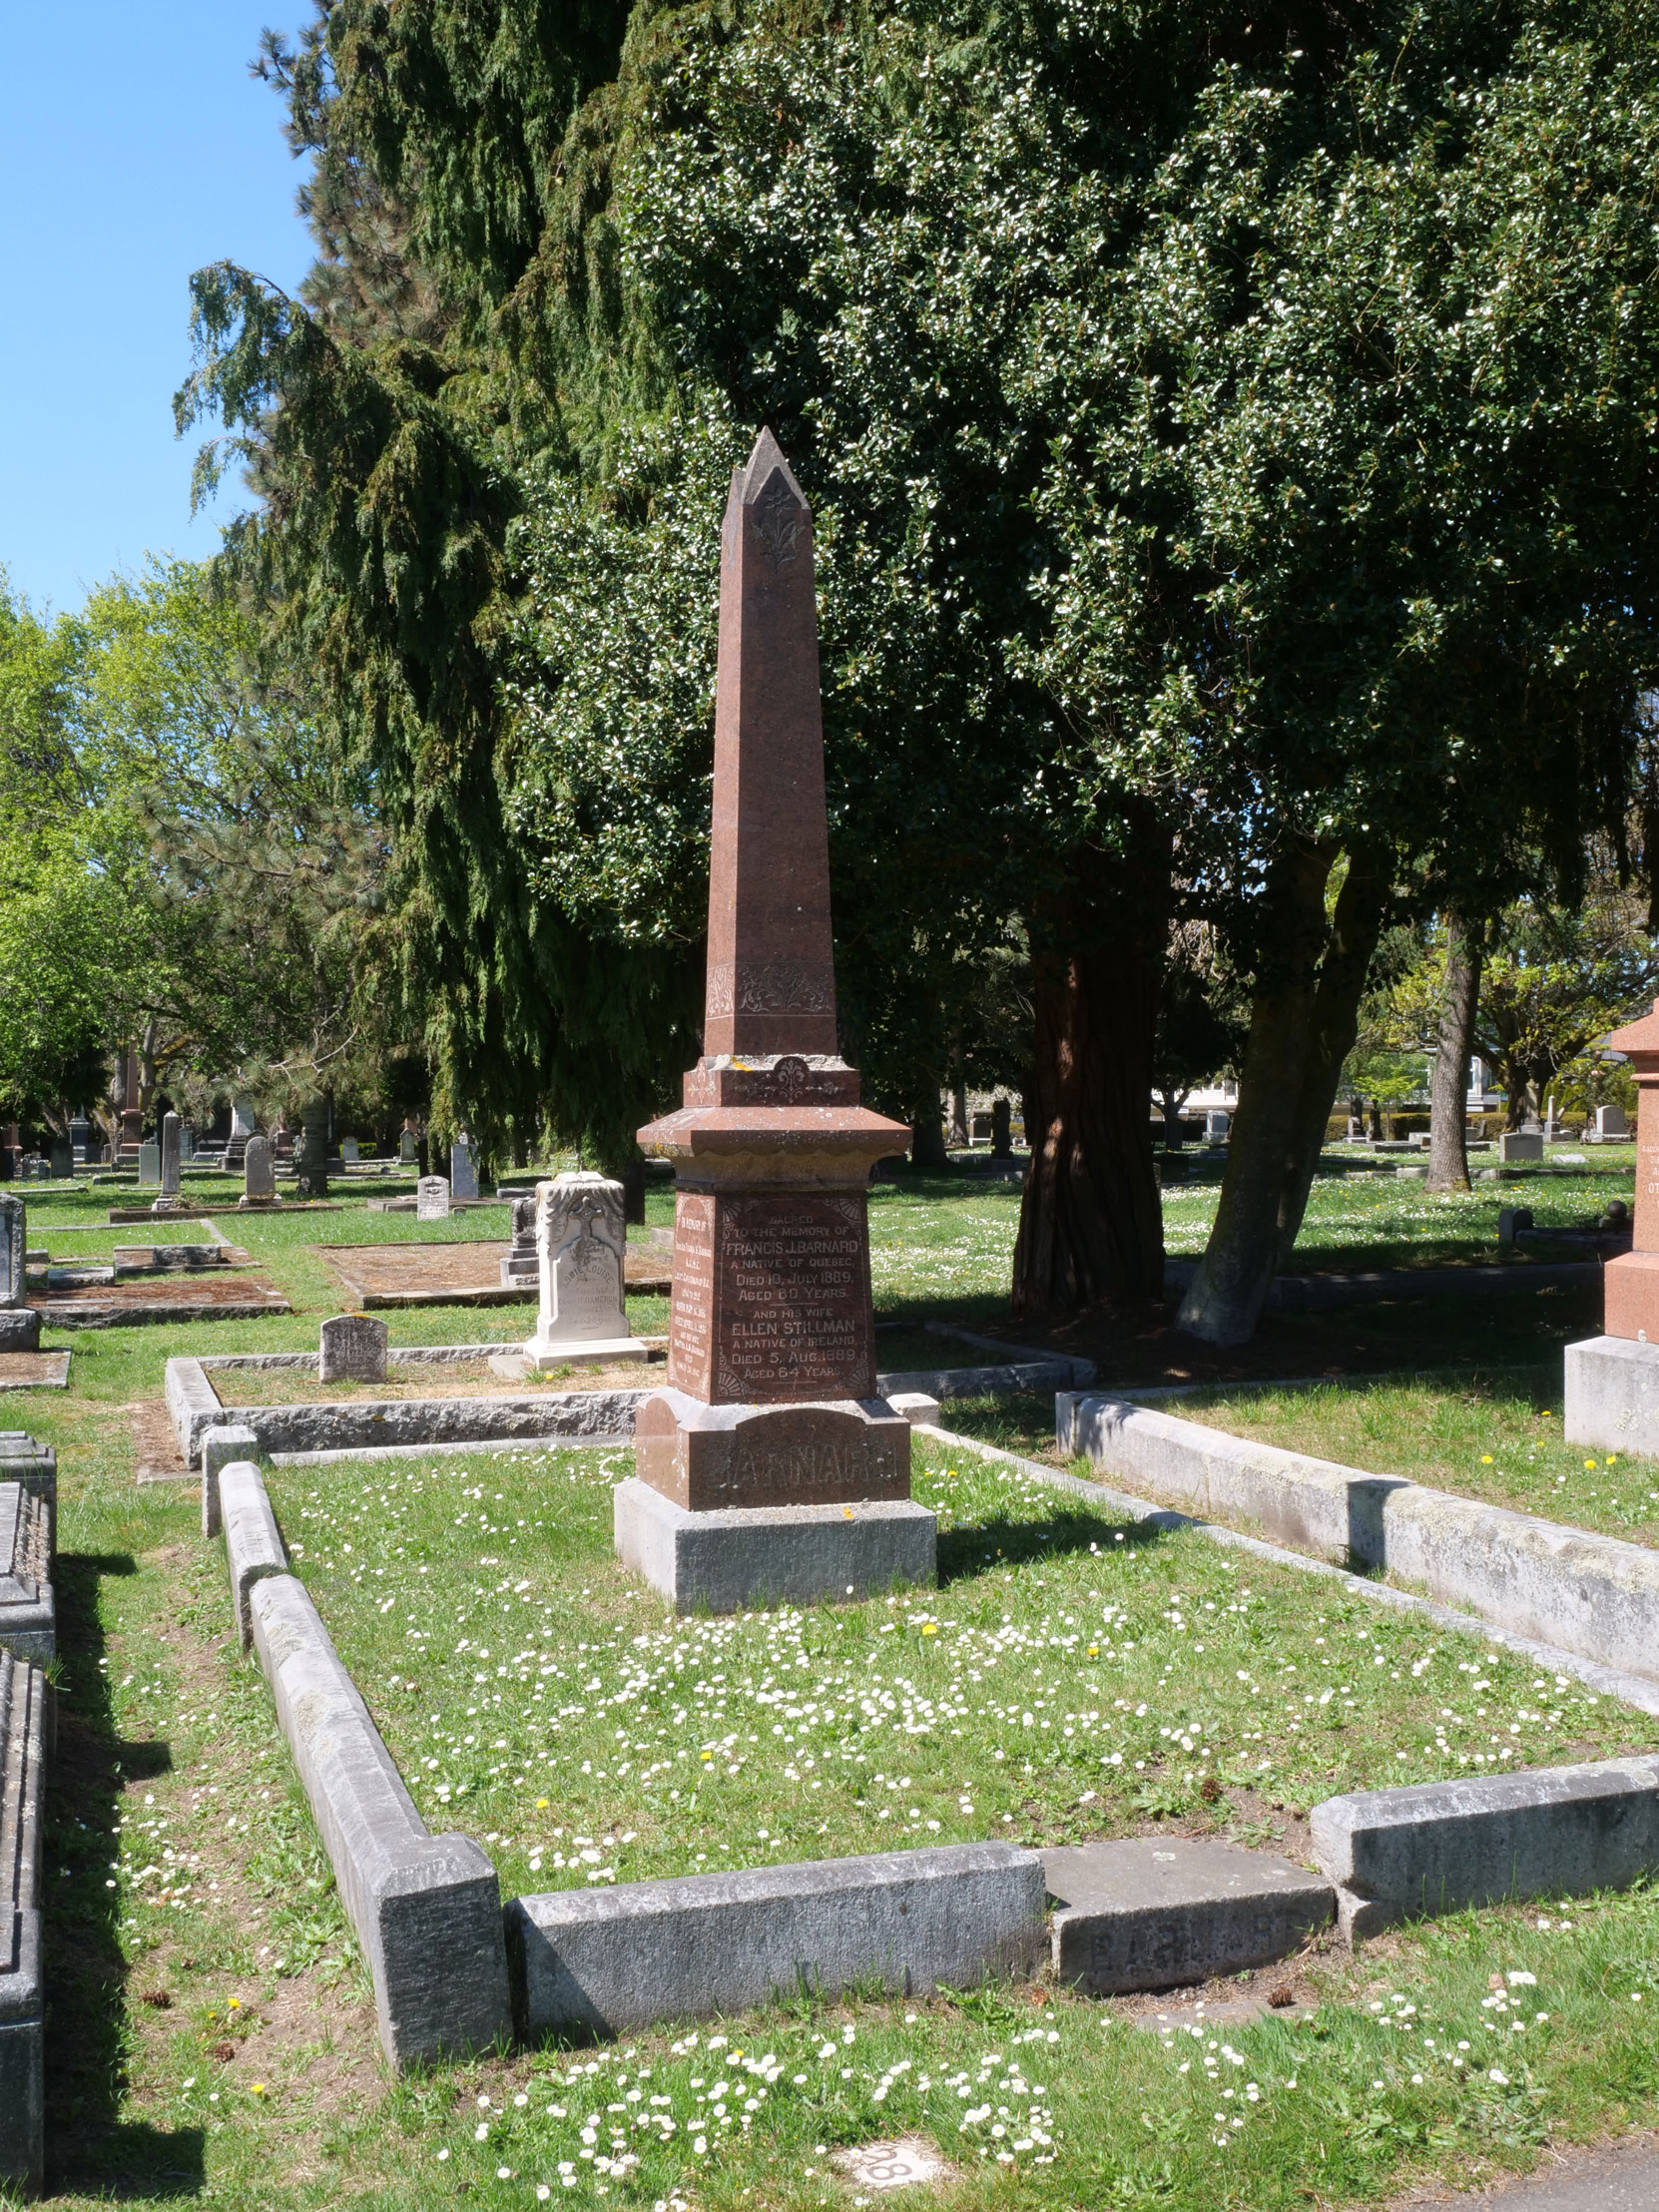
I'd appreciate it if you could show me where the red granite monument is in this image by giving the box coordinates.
[617,430,933,1606]
[1596,997,1659,1342]
[1563,996,1659,1455]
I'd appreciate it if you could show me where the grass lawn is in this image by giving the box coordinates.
[29,1393,1659,2210]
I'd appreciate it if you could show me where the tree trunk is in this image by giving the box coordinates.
[910,1090,949,1171]
[1176,837,1341,1345]
[947,1080,969,1149]
[138,1017,158,1128]
[1011,879,1167,1316]
[1157,1092,1188,1150]
[1427,916,1481,1192]
[1273,846,1390,1262]
[620,1153,646,1226]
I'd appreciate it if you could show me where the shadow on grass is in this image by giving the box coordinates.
[936,1504,1164,1585]
[43,1551,205,2199]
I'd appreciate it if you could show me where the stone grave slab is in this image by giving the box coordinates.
[1043,1838,1333,1994]
[0,1354,71,1393]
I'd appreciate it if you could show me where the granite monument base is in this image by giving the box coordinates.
[0,1314,40,1355]
[634,1386,911,1511]
[614,1476,935,1613]
[522,1332,648,1374]
[1564,1332,1659,1458]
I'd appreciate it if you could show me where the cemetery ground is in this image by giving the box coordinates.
[11,1145,1659,2207]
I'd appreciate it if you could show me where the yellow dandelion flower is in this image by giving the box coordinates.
[535,1798,549,1810]
[1481,1454,1494,1464]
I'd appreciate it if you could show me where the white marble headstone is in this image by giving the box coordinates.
[523,1170,645,1369]
[416,1175,451,1220]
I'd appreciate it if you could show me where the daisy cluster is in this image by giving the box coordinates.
[268,1438,1659,1902]
[866,1180,1022,1306]
[429,2014,1069,2198]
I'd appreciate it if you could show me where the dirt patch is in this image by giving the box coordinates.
[320,1239,672,1306]
[131,1399,191,1478]
[0,1350,70,1389]
[33,1276,289,1322]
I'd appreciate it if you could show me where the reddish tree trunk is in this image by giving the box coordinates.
[1012,895,1166,1316]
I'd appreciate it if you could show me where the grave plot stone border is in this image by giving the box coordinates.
[168,1352,1061,1475]
[165,1354,649,1468]
[220,1473,512,2070]
[0,1646,46,2195]
[508,1843,1045,2039]
[1058,1392,1659,1689]
[1311,1756,1659,1939]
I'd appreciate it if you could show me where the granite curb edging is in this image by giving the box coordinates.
[509,1843,1045,2038]
[0,1646,47,2195]
[246,1566,512,2069]
[1057,1392,1659,1688]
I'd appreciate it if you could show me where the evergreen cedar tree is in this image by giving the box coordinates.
[177,0,1659,1336]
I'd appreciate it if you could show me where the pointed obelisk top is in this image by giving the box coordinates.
[702,429,838,1059]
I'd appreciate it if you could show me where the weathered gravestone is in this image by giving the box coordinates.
[0,1194,40,1352]
[522,1173,645,1371]
[68,1114,91,1166]
[241,1135,276,1209]
[48,1136,72,1179]
[151,1112,183,1212]
[1596,1103,1628,1138]
[990,1097,1013,1157]
[319,1313,388,1383]
[1498,1130,1544,1163]
[500,1194,539,1286]
[416,1175,450,1220]
[340,1136,359,1165]
[294,1102,329,1198]
[623,431,925,1611]
[450,1136,479,1202]
[137,1139,160,1188]
[399,1124,419,1166]
[1205,1109,1230,1142]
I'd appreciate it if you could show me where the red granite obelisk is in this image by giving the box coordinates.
[628,431,923,1575]
[1599,998,1659,1341]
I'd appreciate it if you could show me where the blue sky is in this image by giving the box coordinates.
[0,5,315,615]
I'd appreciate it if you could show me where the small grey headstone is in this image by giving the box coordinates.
[137,1140,160,1188]
[416,1175,450,1220]
[449,1137,478,1202]
[231,1097,256,1138]
[1205,1109,1230,1140]
[399,1127,419,1165]
[48,1136,72,1179]
[242,1135,276,1205]
[1498,1130,1544,1164]
[340,1136,359,1165]
[1596,1102,1628,1137]
[319,1313,388,1383]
